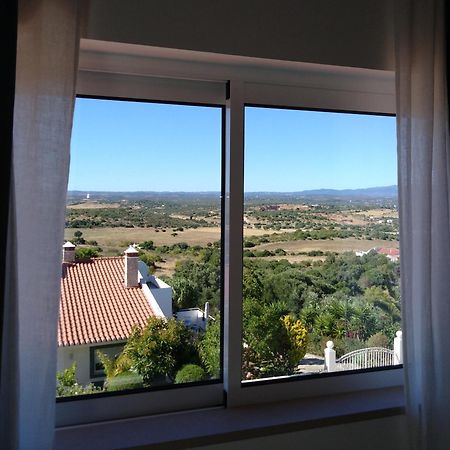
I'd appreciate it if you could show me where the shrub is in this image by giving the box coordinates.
[56,363,101,397]
[254,250,273,257]
[282,315,308,363]
[106,371,144,392]
[175,364,206,384]
[124,318,199,385]
[199,320,220,378]
[140,240,155,250]
[333,337,367,358]
[367,332,389,348]
[74,247,99,261]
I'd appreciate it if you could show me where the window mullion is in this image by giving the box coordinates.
[223,80,245,406]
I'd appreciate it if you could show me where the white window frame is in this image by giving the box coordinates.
[55,39,402,431]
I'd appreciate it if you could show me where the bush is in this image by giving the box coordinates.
[140,240,155,250]
[367,332,389,349]
[306,334,330,356]
[124,318,199,385]
[307,250,324,256]
[74,247,99,261]
[242,299,309,378]
[199,320,220,378]
[306,335,367,358]
[56,363,101,397]
[254,250,273,257]
[333,337,367,358]
[106,371,144,392]
[72,230,86,244]
[282,315,308,363]
[175,364,206,384]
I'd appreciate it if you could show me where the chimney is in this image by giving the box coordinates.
[62,241,76,263]
[124,246,139,288]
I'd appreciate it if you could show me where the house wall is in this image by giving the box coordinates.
[138,262,173,317]
[57,345,91,386]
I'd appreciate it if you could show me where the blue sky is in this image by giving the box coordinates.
[69,98,397,192]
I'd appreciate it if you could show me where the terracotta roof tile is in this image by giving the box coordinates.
[58,257,155,347]
[377,247,400,256]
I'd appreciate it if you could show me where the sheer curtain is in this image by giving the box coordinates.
[0,0,80,448]
[396,0,450,449]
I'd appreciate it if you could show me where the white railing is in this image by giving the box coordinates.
[324,331,403,372]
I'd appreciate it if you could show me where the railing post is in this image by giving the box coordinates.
[394,330,403,364]
[324,341,336,372]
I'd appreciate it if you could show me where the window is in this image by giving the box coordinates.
[90,344,125,379]
[55,40,402,427]
[58,97,223,393]
[56,92,225,425]
[242,106,400,383]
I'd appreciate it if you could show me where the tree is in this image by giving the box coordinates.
[140,240,155,250]
[75,246,99,260]
[139,252,160,274]
[167,254,221,313]
[199,319,220,378]
[242,298,308,378]
[72,230,85,245]
[171,277,198,309]
[123,317,199,385]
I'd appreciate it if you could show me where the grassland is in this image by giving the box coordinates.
[67,201,122,209]
[64,194,399,275]
[252,237,398,254]
[64,226,279,255]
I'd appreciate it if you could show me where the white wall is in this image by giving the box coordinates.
[194,415,408,450]
[138,262,173,317]
[57,345,91,386]
[82,0,395,71]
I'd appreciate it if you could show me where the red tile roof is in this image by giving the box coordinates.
[377,247,400,257]
[58,257,155,347]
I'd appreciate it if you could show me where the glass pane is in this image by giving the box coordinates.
[242,107,400,382]
[57,98,222,398]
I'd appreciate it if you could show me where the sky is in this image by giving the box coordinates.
[69,98,397,192]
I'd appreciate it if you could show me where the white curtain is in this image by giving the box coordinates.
[0,1,80,448]
[396,0,450,449]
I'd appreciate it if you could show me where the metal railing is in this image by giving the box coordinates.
[324,331,402,372]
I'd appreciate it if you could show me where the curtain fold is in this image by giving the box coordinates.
[0,1,80,448]
[395,0,450,449]
[0,0,18,443]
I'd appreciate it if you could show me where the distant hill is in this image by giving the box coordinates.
[291,185,398,198]
[67,186,397,204]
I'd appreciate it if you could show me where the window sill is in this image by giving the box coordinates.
[55,385,405,450]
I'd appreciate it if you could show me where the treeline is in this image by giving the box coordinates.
[242,222,398,246]
[167,248,401,367]
[65,203,216,229]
